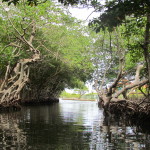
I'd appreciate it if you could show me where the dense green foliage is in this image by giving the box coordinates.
[90,0,149,30]
[60,91,98,99]
[1,0,150,103]
[0,1,94,100]
[89,0,149,83]
[89,0,150,67]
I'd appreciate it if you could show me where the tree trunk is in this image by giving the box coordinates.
[0,20,40,108]
[0,55,40,107]
[142,13,150,91]
[97,64,148,112]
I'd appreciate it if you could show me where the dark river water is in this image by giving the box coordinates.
[0,100,150,150]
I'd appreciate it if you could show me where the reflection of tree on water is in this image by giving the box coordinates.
[59,101,102,126]
[0,112,27,149]
[20,104,100,149]
[99,115,150,150]
[0,102,149,150]
[59,101,104,149]
[0,103,98,149]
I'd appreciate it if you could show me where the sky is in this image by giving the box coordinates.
[66,7,99,93]
[69,7,100,24]
[68,0,105,24]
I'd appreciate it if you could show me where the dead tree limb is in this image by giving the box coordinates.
[113,65,148,98]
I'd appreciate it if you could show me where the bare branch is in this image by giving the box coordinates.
[85,8,99,21]
[10,42,21,48]
[28,21,36,44]
[139,87,147,97]
[113,64,147,98]
[0,62,11,90]
[113,79,148,98]
[134,65,143,83]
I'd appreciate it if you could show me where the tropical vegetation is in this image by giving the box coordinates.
[0,1,94,107]
[0,0,150,116]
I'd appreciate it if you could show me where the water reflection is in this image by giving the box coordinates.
[59,100,103,126]
[0,100,149,150]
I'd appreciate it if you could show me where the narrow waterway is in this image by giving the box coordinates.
[0,100,149,150]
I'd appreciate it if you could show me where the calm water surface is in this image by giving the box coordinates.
[0,100,149,150]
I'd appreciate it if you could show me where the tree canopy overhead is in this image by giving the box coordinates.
[89,0,150,108]
[1,0,150,111]
[89,0,150,31]
[0,1,94,106]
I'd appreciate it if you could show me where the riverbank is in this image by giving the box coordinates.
[0,97,59,112]
[61,98,96,101]
[102,100,150,133]
[0,99,149,149]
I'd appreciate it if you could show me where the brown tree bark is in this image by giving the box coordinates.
[0,20,40,107]
[142,13,150,90]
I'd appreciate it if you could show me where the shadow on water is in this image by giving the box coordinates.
[0,101,149,150]
[102,114,150,150]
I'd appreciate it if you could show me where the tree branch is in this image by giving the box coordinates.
[113,79,148,98]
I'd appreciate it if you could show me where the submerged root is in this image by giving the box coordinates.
[104,100,150,132]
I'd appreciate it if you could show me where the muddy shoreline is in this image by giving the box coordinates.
[102,100,150,133]
[0,97,59,112]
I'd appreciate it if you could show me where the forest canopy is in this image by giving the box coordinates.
[0,1,94,106]
[0,0,150,110]
[88,0,150,108]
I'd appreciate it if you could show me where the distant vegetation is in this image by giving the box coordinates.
[60,91,98,100]
[1,0,150,111]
